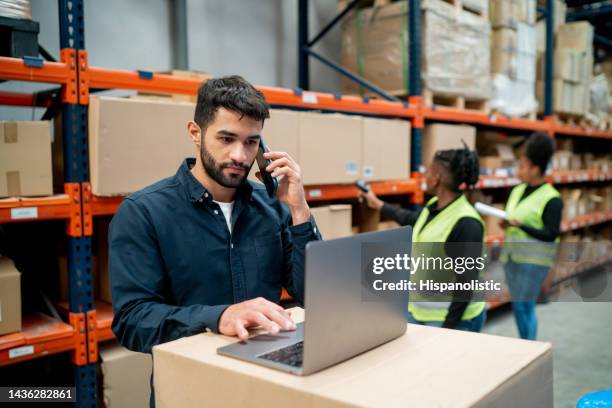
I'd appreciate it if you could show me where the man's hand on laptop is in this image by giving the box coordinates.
[218,297,296,340]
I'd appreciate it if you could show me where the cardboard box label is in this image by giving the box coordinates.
[11,207,37,220]
[345,160,358,176]
[9,346,34,359]
[302,93,318,104]
[308,189,322,198]
[363,166,375,178]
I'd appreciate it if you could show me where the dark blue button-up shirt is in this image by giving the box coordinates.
[109,158,321,354]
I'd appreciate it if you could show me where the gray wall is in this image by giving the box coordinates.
[1,0,342,121]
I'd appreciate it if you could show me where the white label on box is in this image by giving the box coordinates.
[363,166,374,178]
[302,93,318,104]
[308,189,322,198]
[9,346,34,359]
[345,161,358,176]
[11,207,38,220]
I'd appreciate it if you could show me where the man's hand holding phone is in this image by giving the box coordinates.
[256,150,311,226]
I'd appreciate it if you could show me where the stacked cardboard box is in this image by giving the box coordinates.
[422,124,477,168]
[536,21,594,116]
[560,187,607,221]
[0,257,21,336]
[341,0,490,100]
[138,70,212,103]
[477,131,522,174]
[99,343,152,408]
[489,0,538,116]
[0,121,53,197]
[309,205,352,239]
[88,96,196,196]
[296,112,410,185]
[90,99,411,196]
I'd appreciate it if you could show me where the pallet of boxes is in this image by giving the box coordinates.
[489,0,539,118]
[536,21,594,124]
[341,0,491,111]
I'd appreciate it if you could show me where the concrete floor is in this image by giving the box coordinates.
[483,266,612,408]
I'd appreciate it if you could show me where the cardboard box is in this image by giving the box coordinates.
[569,153,583,171]
[422,124,476,168]
[536,80,589,115]
[361,117,410,181]
[140,70,212,103]
[99,342,152,408]
[490,0,520,29]
[377,220,401,231]
[248,109,300,182]
[552,151,572,170]
[557,22,594,51]
[492,28,518,52]
[356,204,381,233]
[153,307,553,408]
[89,96,196,196]
[310,205,352,240]
[0,121,53,197]
[537,48,592,84]
[298,112,362,185]
[0,257,21,336]
[492,23,536,83]
[480,156,503,170]
[561,189,581,220]
[490,0,534,28]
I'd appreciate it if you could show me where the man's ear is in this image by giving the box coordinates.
[187,121,202,147]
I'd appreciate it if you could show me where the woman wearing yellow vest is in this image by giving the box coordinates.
[499,132,562,340]
[360,146,486,332]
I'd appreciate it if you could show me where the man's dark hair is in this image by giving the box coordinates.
[524,132,555,174]
[194,75,270,130]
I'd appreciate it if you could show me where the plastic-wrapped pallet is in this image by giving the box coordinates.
[421,0,490,100]
[586,74,610,128]
[341,2,409,94]
[0,0,31,19]
[490,22,538,116]
[341,0,491,100]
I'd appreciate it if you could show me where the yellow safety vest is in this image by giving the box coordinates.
[500,183,560,267]
[408,195,487,322]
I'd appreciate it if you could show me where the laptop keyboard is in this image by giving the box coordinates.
[258,341,304,368]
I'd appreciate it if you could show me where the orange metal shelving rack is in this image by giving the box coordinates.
[1,20,612,401]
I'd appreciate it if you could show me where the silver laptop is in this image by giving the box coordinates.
[217,226,411,375]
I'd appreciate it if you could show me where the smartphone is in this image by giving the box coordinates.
[256,137,278,198]
[355,179,371,193]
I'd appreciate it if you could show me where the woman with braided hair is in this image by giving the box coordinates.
[359,145,487,331]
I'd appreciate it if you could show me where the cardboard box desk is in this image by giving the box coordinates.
[153,308,553,407]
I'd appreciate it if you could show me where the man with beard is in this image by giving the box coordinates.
[109,76,320,360]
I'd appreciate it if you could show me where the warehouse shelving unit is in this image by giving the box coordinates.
[0,1,611,406]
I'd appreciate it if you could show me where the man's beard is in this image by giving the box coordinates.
[200,142,252,188]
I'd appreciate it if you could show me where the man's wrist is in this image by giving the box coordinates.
[289,202,311,226]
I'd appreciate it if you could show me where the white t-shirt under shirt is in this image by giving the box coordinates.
[213,200,234,233]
